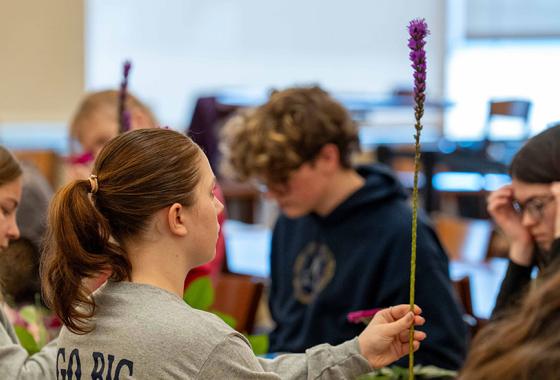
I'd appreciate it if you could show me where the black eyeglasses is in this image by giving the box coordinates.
[254,161,313,195]
[512,195,555,222]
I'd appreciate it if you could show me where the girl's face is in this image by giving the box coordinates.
[77,107,156,160]
[512,179,556,251]
[77,114,119,159]
[0,177,22,250]
[183,154,224,266]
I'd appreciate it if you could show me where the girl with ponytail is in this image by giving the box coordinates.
[42,128,426,379]
[68,89,226,291]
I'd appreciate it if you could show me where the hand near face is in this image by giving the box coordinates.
[487,185,534,266]
[357,304,426,369]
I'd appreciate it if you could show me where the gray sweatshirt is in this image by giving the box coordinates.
[57,281,372,379]
[0,305,57,379]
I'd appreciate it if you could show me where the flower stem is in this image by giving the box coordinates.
[409,121,422,380]
[407,18,429,380]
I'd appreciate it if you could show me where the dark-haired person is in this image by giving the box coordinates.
[42,128,426,379]
[488,124,560,317]
[221,87,466,370]
[0,146,57,379]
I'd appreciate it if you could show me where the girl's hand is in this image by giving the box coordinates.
[487,185,534,266]
[357,304,426,369]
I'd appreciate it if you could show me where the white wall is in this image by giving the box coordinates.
[86,0,447,128]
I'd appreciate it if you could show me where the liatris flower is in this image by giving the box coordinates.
[407,18,429,380]
[347,308,380,324]
[118,60,132,133]
[408,19,429,123]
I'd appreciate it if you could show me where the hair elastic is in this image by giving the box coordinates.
[88,174,99,194]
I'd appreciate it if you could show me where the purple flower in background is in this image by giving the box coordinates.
[347,308,380,324]
[118,60,132,133]
[68,151,94,165]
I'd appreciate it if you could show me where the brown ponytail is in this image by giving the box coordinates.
[42,179,129,333]
[41,128,202,334]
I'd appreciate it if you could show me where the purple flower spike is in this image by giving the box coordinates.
[408,19,430,126]
[407,18,429,380]
[118,60,132,133]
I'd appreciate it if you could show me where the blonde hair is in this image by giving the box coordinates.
[69,90,158,141]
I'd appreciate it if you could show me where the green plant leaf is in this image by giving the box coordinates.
[246,334,269,356]
[183,276,214,311]
[212,311,237,329]
[19,305,38,325]
[357,375,393,380]
[14,326,39,355]
[357,365,457,380]
[36,322,48,349]
[414,365,457,378]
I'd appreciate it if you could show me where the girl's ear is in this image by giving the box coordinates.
[167,203,188,237]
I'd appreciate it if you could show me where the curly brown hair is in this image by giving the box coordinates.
[220,87,359,184]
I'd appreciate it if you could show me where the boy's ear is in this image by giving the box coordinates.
[167,203,188,237]
[316,144,341,171]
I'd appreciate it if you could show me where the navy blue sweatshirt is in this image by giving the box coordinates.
[268,164,467,370]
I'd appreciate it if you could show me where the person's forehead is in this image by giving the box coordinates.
[0,178,22,203]
[512,180,551,202]
[198,153,215,183]
[79,118,118,142]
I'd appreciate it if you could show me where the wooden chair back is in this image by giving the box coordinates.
[433,214,493,262]
[213,273,264,334]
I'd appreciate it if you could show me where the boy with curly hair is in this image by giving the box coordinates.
[221,86,466,370]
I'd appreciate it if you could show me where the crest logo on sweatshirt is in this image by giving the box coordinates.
[293,242,336,304]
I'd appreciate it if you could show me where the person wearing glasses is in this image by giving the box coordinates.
[42,128,426,379]
[487,124,560,318]
[221,87,467,370]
